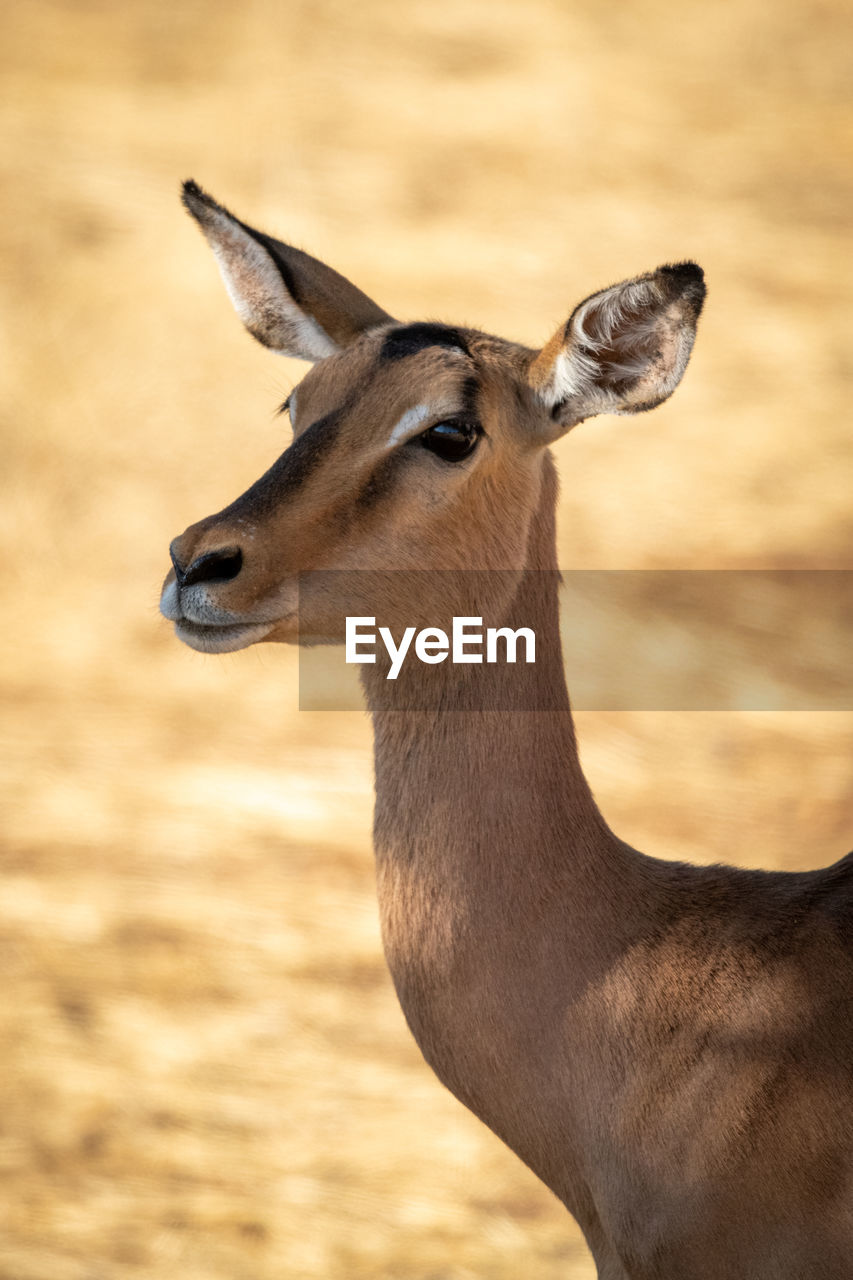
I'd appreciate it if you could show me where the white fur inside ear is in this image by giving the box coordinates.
[202,205,339,361]
[535,277,693,416]
[539,344,599,409]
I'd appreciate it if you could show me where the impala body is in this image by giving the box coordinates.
[161,181,853,1279]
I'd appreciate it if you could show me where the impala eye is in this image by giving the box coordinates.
[419,419,481,463]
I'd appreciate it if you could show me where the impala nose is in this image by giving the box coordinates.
[170,542,243,588]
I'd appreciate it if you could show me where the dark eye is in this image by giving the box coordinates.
[419,420,481,463]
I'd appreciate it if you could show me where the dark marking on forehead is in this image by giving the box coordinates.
[381,322,470,362]
[219,409,342,520]
[458,374,480,422]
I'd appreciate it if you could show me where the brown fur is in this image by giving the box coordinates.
[163,186,853,1278]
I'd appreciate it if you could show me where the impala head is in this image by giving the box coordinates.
[161,181,705,654]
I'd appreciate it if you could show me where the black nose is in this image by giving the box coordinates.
[171,544,243,588]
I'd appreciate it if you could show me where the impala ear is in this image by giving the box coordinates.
[528,263,706,438]
[181,180,394,362]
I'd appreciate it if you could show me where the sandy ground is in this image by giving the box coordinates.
[1,1,851,1275]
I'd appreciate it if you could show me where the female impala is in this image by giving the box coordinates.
[161,181,853,1279]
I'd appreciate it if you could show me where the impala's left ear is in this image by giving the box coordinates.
[528,262,706,438]
[181,179,395,362]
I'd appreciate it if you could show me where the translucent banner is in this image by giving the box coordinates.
[296,571,852,712]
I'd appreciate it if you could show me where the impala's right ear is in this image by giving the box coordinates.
[181,180,394,361]
[528,262,706,440]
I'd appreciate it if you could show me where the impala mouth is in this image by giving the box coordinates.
[173,617,274,654]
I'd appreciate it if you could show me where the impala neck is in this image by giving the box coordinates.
[358,453,643,1219]
[363,452,627,971]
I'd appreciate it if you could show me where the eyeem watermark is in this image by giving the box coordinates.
[299,570,852,711]
[346,616,536,679]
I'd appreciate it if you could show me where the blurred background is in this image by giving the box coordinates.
[1,0,851,1275]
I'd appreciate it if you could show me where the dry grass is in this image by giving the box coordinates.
[1,1,851,1275]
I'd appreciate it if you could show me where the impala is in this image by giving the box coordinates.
[161,181,853,1278]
